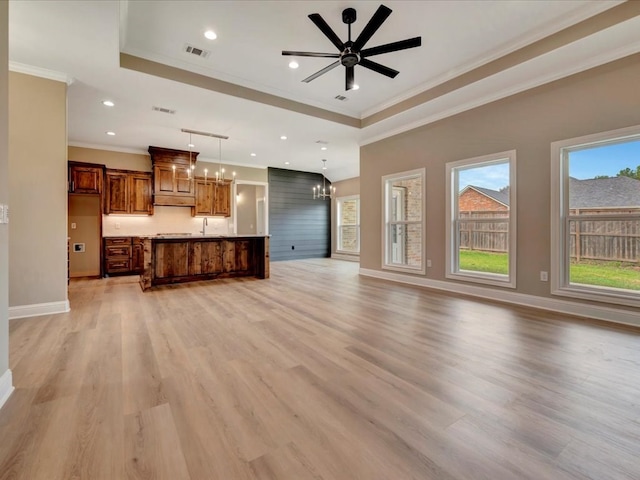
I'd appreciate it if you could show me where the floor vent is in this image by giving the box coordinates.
[184,44,211,59]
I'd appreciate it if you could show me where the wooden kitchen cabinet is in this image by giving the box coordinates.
[104,236,144,276]
[131,237,144,273]
[149,146,199,206]
[69,162,103,194]
[193,179,214,216]
[192,178,231,217]
[140,235,269,290]
[213,182,231,216]
[105,169,153,215]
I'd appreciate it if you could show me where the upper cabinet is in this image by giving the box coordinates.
[192,178,231,217]
[105,169,153,215]
[69,162,103,194]
[149,146,199,206]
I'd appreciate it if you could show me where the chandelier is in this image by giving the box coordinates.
[180,128,235,186]
[313,159,335,200]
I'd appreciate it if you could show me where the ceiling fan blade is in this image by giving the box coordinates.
[308,13,345,51]
[360,37,422,58]
[346,66,355,91]
[359,58,399,78]
[352,4,392,52]
[302,60,341,83]
[282,51,340,58]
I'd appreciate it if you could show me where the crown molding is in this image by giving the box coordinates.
[9,62,74,85]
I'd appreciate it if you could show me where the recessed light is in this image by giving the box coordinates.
[352,84,360,90]
[288,61,299,69]
[106,131,116,136]
[204,30,217,40]
[285,161,290,165]
[250,153,257,157]
[102,100,114,107]
[280,135,287,140]
[188,143,195,148]
[321,146,327,151]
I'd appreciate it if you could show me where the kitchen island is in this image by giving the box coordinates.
[139,234,269,291]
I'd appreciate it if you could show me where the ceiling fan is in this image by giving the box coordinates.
[282,4,421,91]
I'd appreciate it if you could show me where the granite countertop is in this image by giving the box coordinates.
[104,233,269,239]
[147,233,270,239]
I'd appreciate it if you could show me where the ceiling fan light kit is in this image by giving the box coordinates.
[283,4,421,91]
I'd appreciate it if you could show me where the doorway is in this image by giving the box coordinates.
[234,181,268,236]
[68,194,102,277]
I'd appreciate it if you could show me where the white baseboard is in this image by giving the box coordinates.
[9,300,70,320]
[331,253,360,262]
[359,268,640,328]
[0,369,14,410]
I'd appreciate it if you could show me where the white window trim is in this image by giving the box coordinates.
[336,194,360,255]
[445,150,517,288]
[382,168,426,274]
[551,124,640,308]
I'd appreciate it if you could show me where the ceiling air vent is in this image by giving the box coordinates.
[315,140,329,145]
[152,106,176,115]
[184,44,211,59]
[334,95,348,101]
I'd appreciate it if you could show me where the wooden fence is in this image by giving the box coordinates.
[458,211,509,252]
[459,208,640,263]
[569,208,640,263]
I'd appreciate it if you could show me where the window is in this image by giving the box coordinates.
[383,169,425,273]
[551,125,640,306]
[337,195,360,254]
[446,151,516,287]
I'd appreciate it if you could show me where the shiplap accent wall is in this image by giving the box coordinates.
[268,168,331,261]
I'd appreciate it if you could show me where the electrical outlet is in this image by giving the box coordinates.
[71,222,77,229]
[115,222,121,229]
[427,259,432,268]
[540,271,548,282]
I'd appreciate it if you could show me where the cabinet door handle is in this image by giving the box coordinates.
[71,181,75,192]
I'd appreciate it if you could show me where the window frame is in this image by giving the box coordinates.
[336,195,360,255]
[382,168,426,274]
[551,125,640,307]
[445,150,517,288]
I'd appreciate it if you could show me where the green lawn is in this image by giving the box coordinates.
[458,250,640,290]
[570,260,640,291]
[459,250,508,275]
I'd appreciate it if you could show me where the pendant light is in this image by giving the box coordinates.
[313,159,335,199]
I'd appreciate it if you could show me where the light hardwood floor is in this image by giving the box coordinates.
[1,258,639,480]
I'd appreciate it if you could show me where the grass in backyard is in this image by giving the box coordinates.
[570,260,640,291]
[459,250,640,291]
[458,250,509,275]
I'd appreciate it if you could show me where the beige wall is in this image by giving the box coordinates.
[331,177,359,257]
[1,0,10,378]
[360,53,640,313]
[9,72,68,309]
[68,146,268,237]
[236,184,257,235]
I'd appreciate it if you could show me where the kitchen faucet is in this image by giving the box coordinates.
[200,217,208,235]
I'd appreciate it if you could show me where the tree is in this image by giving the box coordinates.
[617,166,640,180]
[498,185,509,194]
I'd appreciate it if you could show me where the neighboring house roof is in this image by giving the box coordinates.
[569,176,640,208]
[460,185,510,207]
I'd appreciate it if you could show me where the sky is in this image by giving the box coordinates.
[457,139,640,191]
[568,139,640,179]
[458,162,509,191]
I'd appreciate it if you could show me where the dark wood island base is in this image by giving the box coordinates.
[139,235,269,291]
